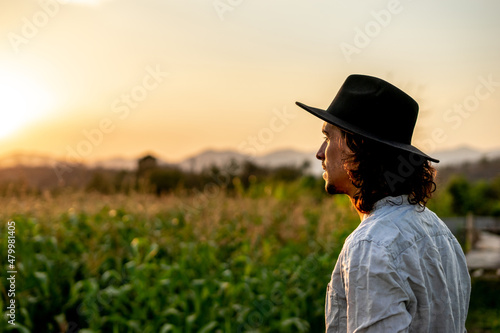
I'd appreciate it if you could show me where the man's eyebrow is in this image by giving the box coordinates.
[322,129,329,136]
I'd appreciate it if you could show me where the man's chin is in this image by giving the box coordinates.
[326,183,341,195]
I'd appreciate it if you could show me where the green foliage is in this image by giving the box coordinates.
[86,171,115,194]
[145,160,308,197]
[441,174,500,216]
[466,277,500,331]
[446,175,473,215]
[0,188,357,332]
[150,168,186,194]
[2,170,500,332]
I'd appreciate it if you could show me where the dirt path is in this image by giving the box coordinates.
[466,231,500,271]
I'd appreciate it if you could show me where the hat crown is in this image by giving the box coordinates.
[327,74,418,145]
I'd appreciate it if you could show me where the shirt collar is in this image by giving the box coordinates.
[361,195,410,221]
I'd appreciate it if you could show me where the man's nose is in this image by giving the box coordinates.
[316,141,326,160]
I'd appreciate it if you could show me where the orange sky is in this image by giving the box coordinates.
[1,0,499,163]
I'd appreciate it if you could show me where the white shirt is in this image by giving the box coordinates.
[325,195,471,332]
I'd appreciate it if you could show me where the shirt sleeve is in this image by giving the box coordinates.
[343,240,412,332]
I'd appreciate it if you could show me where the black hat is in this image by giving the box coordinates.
[296,74,439,163]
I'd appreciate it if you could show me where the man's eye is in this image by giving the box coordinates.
[323,136,329,142]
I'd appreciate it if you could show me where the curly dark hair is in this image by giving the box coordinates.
[340,130,437,214]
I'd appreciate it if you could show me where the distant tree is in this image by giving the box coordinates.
[471,180,498,215]
[300,159,311,173]
[86,171,114,194]
[490,175,500,198]
[199,163,237,191]
[446,175,472,215]
[446,174,500,216]
[490,177,500,216]
[239,160,268,188]
[273,165,303,182]
[113,170,135,194]
[149,167,184,195]
[137,155,158,178]
[478,155,489,166]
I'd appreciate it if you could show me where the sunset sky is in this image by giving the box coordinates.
[1,0,499,164]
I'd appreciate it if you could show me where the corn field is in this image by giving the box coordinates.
[1,184,498,332]
[0,187,358,332]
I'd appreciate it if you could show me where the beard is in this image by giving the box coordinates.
[324,171,350,195]
[326,182,343,195]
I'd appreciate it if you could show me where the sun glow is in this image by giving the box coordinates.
[0,72,54,140]
[65,0,103,6]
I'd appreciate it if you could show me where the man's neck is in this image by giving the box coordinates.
[349,196,367,221]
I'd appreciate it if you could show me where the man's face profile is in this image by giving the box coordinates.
[316,122,353,196]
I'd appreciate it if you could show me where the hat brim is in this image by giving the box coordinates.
[296,101,439,163]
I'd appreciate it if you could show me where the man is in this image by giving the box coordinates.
[296,74,471,332]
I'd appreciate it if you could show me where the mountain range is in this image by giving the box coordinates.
[1,146,499,176]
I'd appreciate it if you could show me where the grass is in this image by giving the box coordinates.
[0,184,498,332]
[466,276,500,333]
[0,188,358,332]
